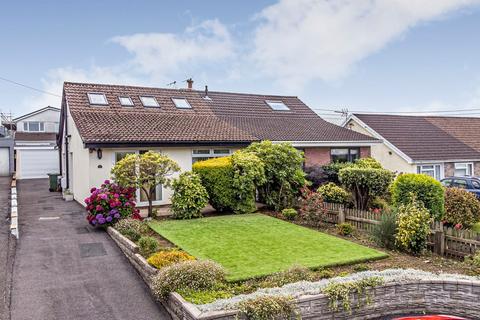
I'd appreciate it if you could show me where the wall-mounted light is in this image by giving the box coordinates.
[97,148,103,159]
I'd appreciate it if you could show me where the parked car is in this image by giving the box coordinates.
[392,315,467,320]
[441,176,480,198]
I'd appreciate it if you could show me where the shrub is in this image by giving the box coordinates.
[151,260,226,299]
[444,187,480,228]
[245,141,306,211]
[336,223,355,236]
[298,188,326,226]
[317,182,349,204]
[355,157,383,169]
[171,172,209,219]
[304,164,328,189]
[322,162,353,184]
[368,196,389,210]
[177,287,233,305]
[84,180,139,227]
[465,252,480,268]
[138,236,159,258]
[237,295,297,320]
[371,212,398,250]
[260,265,315,288]
[473,222,480,233]
[339,166,394,210]
[281,208,298,221]
[147,249,195,269]
[395,198,432,254]
[114,218,150,235]
[391,173,445,220]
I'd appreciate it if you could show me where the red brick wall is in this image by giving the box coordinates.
[304,146,372,167]
[360,147,371,158]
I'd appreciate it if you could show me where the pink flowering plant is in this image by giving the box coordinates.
[85,180,140,227]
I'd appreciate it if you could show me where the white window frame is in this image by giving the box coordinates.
[265,100,290,111]
[454,162,474,177]
[172,97,192,109]
[113,150,163,205]
[87,92,108,105]
[23,121,45,132]
[417,164,443,180]
[192,148,232,163]
[118,96,134,107]
[140,96,160,108]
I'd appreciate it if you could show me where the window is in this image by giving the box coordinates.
[172,98,192,109]
[87,93,108,105]
[23,121,45,132]
[454,163,473,177]
[192,149,232,163]
[140,96,159,107]
[266,100,290,111]
[417,164,442,180]
[452,179,468,189]
[119,96,134,107]
[330,148,359,163]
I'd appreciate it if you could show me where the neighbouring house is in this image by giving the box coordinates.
[0,120,14,176]
[12,106,61,179]
[58,81,378,207]
[344,113,480,180]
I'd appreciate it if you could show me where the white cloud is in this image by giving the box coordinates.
[252,0,480,86]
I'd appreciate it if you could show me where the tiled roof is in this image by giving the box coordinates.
[63,82,376,146]
[354,114,480,161]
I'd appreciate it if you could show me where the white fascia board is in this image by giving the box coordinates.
[272,140,381,147]
[347,115,414,164]
[413,159,480,164]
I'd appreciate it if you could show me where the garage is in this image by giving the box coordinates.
[0,147,10,176]
[16,149,59,179]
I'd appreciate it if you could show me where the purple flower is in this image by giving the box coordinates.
[90,187,97,193]
[106,216,112,222]
[99,193,108,200]
[98,217,106,224]
[91,219,97,225]
[109,209,119,216]
[104,179,110,185]
[114,213,120,219]
[95,213,103,220]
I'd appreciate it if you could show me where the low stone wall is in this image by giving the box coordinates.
[107,226,480,320]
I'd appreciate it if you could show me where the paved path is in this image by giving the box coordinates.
[11,179,170,320]
[0,177,14,320]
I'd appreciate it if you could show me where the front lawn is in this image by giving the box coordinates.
[149,214,387,281]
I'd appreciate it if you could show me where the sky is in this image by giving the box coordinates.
[1,0,480,123]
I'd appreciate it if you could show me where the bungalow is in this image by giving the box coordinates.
[58,81,378,207]
[344,113,480,180]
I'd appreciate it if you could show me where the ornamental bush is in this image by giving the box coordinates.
[84,180,139,227]
[304,164,328,189]
[395,198,432,254]
[321,162,353,184]
[147,249,195,269]
[151,260,226,299]
[339,166,394,210]
[237,295,297,320]
[138,236,159,258]
[371,211,398,250]
[114,218,150,241]
[171,172,209,219]
[245,141,306,211]
[444,187,480,228]
[317,182,350,204]
[281,208,298,221]
[336,222,355,236]
[298,187,326,226]
[354,157,383,169]
[260,265,315,288]
[391,173,445,220]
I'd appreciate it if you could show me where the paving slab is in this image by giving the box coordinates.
[11,179,170,320]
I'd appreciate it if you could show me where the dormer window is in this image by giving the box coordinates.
[119,96,134,107]
[266,100,289,111]
[23,121,45,132]
[87,93,108,105]
[172,98,192,109]
[140,96,159,107]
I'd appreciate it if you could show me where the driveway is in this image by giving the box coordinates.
[11,179,171,320]
[0,177,14,320]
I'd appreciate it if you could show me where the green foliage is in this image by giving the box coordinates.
[390,173,445,220]
[138,236,159,258]
[237,295,297,320]
[368,197,389,210]
[260,265,315,288]
[336,223,355,236]
[444,187,480,228]
[465,251,480,268]
[317,182,349,204]
[147,249,195,269]
[245,141,306,211]
[114,218,150,241]
[171,172,209,219]
[111,151,180,217]
[473,222,480,233]
[177,287,233,305]
[322,162,353,184]
[395,198,432,254]
[339,166,394,210]
[298,188,326,227]
[354,157,383,169]
[151,260,226,299]
[352,264,370,272]
[371,212,398,250]
[323,277,384,312]
[281,208,298,221]
[193,152,265,214]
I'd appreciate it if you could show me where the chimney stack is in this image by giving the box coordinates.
[186,78,193,90]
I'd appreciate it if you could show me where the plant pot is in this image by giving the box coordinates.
[63,194,74,201]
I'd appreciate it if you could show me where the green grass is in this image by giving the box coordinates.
[149,214,387,281]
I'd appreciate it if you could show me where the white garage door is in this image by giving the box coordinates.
[0,148,9,176]
[18,149,59,179]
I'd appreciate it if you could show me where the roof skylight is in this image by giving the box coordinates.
[140,96,160,107]
[266,100,290,111]
[172,98,192,109]
[119,96,134,107]
[87,93,108,105]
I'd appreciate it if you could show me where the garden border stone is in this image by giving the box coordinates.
[107,225,480,320]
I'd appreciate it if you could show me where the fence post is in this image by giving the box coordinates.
[434,222,445,256]
[338,205,345,224]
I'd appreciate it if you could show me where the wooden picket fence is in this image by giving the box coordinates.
[323,202,480,259]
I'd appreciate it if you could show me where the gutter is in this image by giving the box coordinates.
[83,140,256,149]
